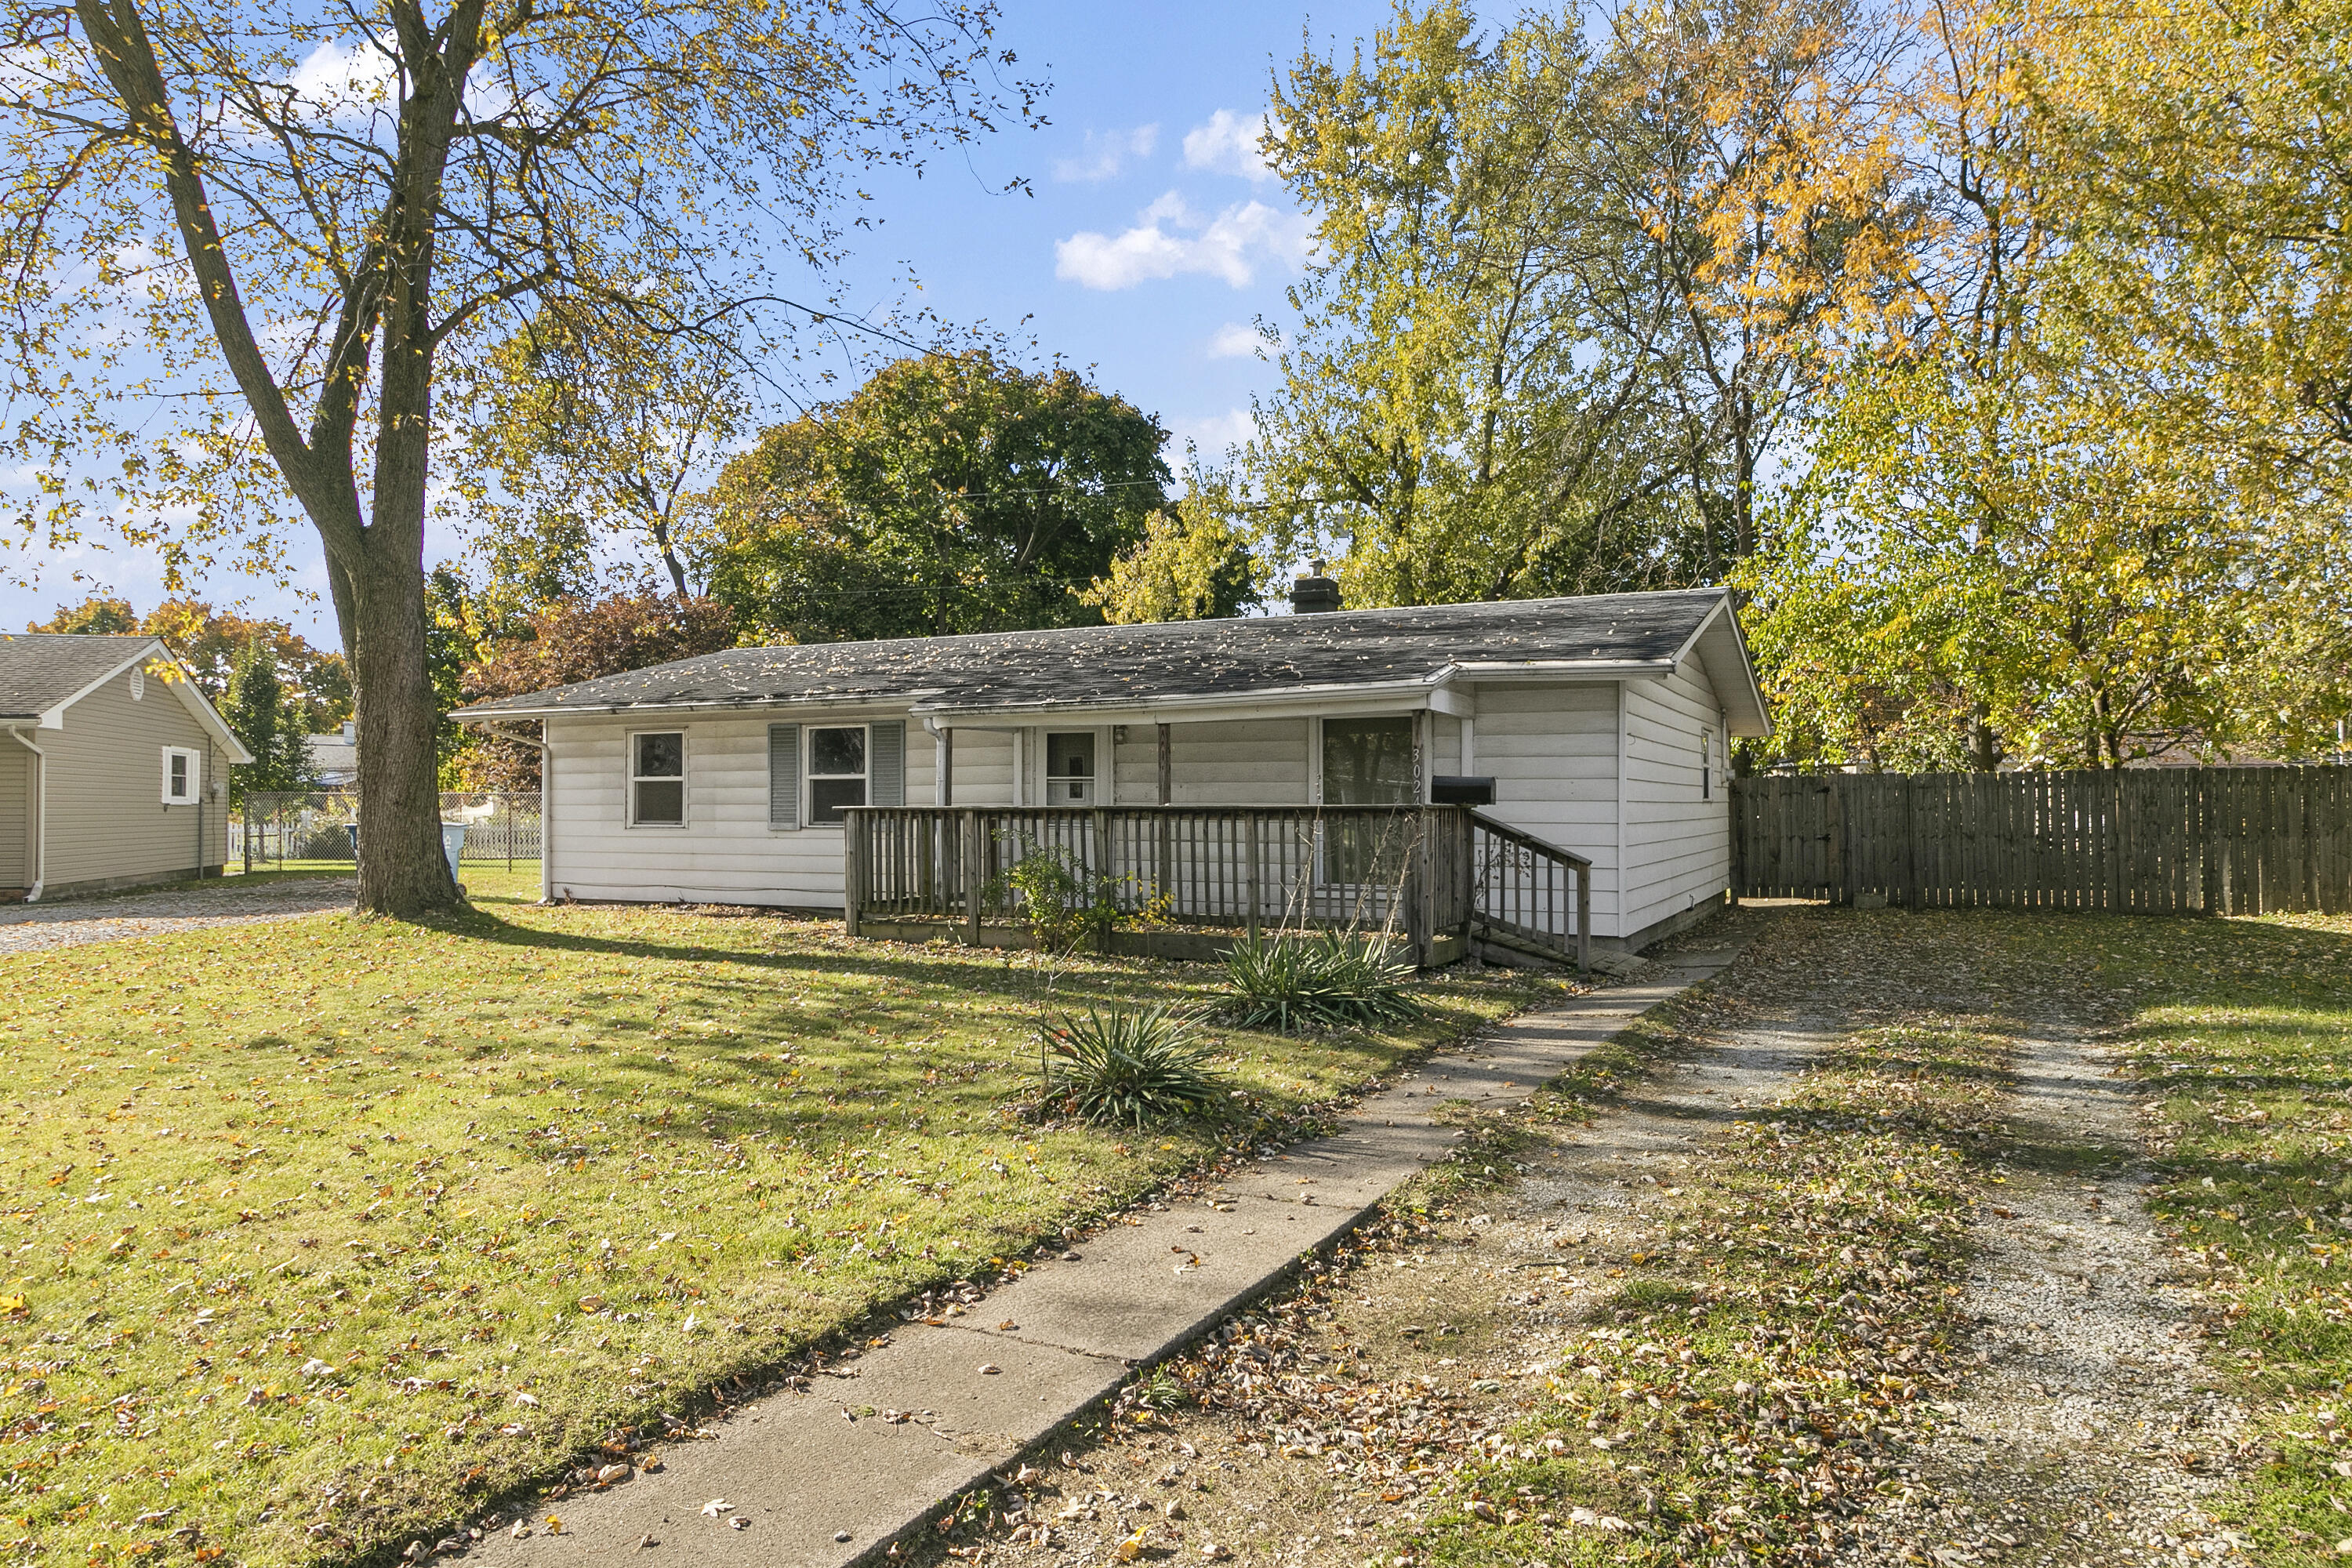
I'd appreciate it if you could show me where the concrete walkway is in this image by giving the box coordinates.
[470,946,1742,1568]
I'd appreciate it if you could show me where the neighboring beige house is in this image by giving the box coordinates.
[0,634,253,901]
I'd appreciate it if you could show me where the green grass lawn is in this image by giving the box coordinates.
[0,898,1550,1567]
[2074,912,2352,1565]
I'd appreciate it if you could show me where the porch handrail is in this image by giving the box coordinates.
[1465,808,1592,973]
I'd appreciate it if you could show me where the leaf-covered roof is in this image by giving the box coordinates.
[452,588,1749,721]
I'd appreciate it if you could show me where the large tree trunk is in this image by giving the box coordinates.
[345,539,459,914]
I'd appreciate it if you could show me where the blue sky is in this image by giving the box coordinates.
[4,0,1398,644]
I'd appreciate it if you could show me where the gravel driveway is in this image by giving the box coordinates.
[0,877,355,956]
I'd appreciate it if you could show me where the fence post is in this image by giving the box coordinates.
[1904,775,1921,911]
[241,797,252,875]
[962,809,982,946]
[1244,815,1262,946]
[1826,779,1847,905]
[1576,861,1592,975]
[843,812,866,937]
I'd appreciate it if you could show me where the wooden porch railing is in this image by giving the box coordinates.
[1466,811,1593,972]
[844,804,1591,970]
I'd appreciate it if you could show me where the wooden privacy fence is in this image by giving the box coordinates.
[1733,767,2352,914]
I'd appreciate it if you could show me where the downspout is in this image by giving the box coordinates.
[922,717,952,807]
[7,727,45,902]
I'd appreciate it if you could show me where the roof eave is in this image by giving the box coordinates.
[452,688,953,724]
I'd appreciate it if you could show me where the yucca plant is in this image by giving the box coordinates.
[1219,931,1421,1032]
[1042,1005,1226,1128]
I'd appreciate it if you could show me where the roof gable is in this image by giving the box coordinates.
[0,633,256,761]
[0,633,166,719]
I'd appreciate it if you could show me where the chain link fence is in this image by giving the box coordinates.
[237,791,542,873]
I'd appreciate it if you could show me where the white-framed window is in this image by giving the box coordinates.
[1044,731,1098,804]
[630,731,686,826]
[161,746,200,804]
[807,725,868,826]
[1702,727,1716,800]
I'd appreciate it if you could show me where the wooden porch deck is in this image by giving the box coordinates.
[843,804,1591,970]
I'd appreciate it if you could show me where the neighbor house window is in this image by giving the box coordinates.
[161,746,200,804]
[1702,728,1715,800]
[807,727,867,825]
[631,732,685,825]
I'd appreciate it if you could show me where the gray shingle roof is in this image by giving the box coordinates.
[452,589,1739,720]
[0,633,153,720]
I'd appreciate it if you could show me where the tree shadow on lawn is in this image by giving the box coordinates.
[376,904,1464,1152]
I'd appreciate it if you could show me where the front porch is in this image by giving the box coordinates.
[843,804,1592,970]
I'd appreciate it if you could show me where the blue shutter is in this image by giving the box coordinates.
[870,720,905,807]
[768,725,800,829]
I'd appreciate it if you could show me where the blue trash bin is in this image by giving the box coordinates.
[346,822,358,861]
[441,822,467,884]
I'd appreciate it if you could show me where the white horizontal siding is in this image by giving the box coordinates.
[1170,718,1310,805]
[1468,683,1623,931]
[1621,658,1729,936]
[546,711,933,909]
[940,728,1014,806]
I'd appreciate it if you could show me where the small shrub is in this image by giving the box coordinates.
[1220,931,1421,1032]
[1043,1005,1225,1128]
[993,843,1124,953]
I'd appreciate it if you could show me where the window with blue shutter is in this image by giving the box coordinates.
[768,725,800,829]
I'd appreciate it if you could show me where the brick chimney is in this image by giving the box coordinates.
[1290,558,1341,614]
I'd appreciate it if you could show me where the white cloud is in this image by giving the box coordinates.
[1182,109,1273,182]
[1206,321,1274,359]
[1167,408,1258,457]
[1053,124,1160,183]
[286,39,396,116]
[1054,192,1312,291]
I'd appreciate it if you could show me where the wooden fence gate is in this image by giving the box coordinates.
[1732,767,2352,915]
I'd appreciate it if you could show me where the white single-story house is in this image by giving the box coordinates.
[455,583,1769,955]
[0,633,256,900]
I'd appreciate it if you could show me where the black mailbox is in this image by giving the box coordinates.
[1431,775,1496,806]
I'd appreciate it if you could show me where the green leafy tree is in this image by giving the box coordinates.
[1744,0,2351,768]
[221,637,317,800]
[1252,0,1915,606]
[1,0,1037,914]
[459,296,746,599]
[27,595,138,635]
[1083,477,1262,624]
[702,351,1171,641]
